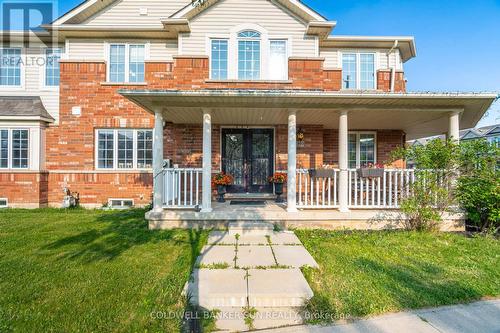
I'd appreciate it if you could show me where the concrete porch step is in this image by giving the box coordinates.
[187,269,313,309]
[228,221,275,235]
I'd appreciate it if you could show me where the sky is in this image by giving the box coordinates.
[57,0,500,126]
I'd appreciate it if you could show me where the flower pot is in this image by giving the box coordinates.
[309,168,336,178]
[274,182,285,203]
[217,185,227,203]
[357,168,385,178]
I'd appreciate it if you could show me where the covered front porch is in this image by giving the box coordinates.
[119,89,496,228]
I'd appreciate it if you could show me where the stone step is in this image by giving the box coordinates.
[214,307,304,332]
[188,269,248,308]
[228,221,275,235]
[188,268,313,310]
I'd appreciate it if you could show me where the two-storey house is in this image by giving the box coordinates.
[0,0,497,228]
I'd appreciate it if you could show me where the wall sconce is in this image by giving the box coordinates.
[297,128,305,147]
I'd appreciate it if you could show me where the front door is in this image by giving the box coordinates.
[222,128,274,193]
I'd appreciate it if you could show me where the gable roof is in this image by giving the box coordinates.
[170,0,326,22]
[0,96,54,122]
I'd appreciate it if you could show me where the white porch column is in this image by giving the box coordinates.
[153,111,164,212]
[287,109,298,213]
[448,111,460,142]
[201,109,213,212]
[338,111,349,213]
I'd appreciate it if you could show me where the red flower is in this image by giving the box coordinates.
[212,172,234,186]
[268,172,287,184]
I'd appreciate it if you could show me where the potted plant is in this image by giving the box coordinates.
[212,172,233,203]
[268,172,287,203]
[308,165,337,178]
[357,163,385,178]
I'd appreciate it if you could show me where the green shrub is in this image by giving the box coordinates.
[456,139,500,233]
[391,139,458,231]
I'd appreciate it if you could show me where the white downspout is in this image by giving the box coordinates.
[388,40,399,92]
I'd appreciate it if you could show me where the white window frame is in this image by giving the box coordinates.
[108,198,134,209]
[209,38,229,80]
[0,198,8,208]
[104,42,149,83]
[0,128,30,170]
[268,39,289,80]
[41,47,63,90]
[0,46,25,90]
[206,24,291,81]
[348,131,377,168]
[95,129,153,170]
[341,52,377,90]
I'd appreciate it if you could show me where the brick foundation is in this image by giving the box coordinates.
[0,172,48,208]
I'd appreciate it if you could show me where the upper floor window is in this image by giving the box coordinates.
[269,40,287,80]
[348,132,376,168]
[96,129,153,169]
[0,48,22,86]
[238,30,261,80]
[45,48,62,87]
[108,43,145,83]
[0,129,29,169]
[342,53,375,90]
[211,39,228,80]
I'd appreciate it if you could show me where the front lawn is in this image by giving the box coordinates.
[297,230,500,323]
[0,208,207,332]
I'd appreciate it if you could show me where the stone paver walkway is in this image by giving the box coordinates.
[187,222,318,331]
[258,299,500,333]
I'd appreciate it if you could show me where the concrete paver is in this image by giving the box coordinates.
[188,269,247,308]
[270,231,302,245]
[273,245,319,268]
[248,269,314,307]
[197,245,235,267]
[207,231,236,245]
[237,245,276,268]
[238,234,270,245]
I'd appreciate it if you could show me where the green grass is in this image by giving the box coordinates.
[0,208,208,332]
[296,230,500,324]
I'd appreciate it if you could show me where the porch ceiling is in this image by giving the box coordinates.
[119,89,498,140]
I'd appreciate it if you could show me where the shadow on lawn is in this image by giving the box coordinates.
[43,209,205,264]
[351,257,482,315]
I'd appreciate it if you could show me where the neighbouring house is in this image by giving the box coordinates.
[0,0,497,228]
[410,123,500,147]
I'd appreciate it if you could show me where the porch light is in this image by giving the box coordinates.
[297,128,305,142]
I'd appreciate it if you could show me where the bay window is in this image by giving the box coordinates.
[342,53,375,90]
[348,132,376,168]
[96,129,153,169]
[108,43,145,83]
[238,30,261,80]
[0,129,29,169]
[0,48,22,86]
[210,39,228,80]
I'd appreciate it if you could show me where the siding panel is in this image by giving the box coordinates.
[182,0,316,57]
[83,0,190,27]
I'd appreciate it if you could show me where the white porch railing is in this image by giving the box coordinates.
[297,169,339,208]
[348,169,416,209]
[163,168,203,208]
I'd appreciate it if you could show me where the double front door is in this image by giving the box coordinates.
[222,128,274,193]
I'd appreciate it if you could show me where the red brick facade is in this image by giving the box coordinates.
[0,57,407,208]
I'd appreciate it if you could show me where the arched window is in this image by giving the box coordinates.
[237,30,261,79]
